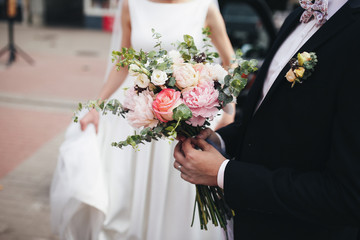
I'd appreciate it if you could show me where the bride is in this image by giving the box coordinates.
[50,0,235,239]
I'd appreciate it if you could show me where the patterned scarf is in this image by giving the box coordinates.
[299,0,329,27]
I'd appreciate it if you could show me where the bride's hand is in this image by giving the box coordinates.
[80,108,100,133]
[214,103,235,131]
[214,112,234,131]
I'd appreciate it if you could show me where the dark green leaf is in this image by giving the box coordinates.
[168,77,176,87]
[224,75,231,86]
[173,103,192,121]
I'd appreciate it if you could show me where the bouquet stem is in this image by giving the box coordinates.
[192,185,233,235]
[180,125,233,234]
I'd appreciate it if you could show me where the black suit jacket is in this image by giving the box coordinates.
[217,1,360,239]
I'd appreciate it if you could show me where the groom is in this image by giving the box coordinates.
[173,0,360,239]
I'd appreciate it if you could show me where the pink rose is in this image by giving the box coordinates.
[182,81,220,126]
[123,89,158,128]
[152,88,182,122]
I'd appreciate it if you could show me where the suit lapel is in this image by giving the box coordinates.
[254,2,356,115]
[242,8,304,126]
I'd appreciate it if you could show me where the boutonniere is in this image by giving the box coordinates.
[285,51,318,88]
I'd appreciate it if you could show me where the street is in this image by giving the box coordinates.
[0,22,111,240]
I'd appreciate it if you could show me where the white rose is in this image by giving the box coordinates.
[151,69,168,86]
[173,63,199,90]
[168,50,184,64]
[209,64,228,84]
[134,73,150,88]
[129,64,141,76]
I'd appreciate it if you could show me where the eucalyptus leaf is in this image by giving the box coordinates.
[168,77,176,87]
[184,35,194,46]
[148,51,156,58]
[173,104,192,121]
[224,75,231,86]
[157,62,168,71]
[140,127,151,135]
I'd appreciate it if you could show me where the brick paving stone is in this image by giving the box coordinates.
[0,133,64,240]
[0,106,71,178]
[0,53,106,102]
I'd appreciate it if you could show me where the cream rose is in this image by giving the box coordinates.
[151,69,168,86]
[134,73,150,88]
[301,52,311,60]
[207,64,228,84]
[129,64,141,77]
[173,63,199,90]
[298,52,312,66]
[193,63,228,84]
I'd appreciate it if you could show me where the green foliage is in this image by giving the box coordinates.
[72,98,129,123]
[152,28,163,50]
[112,126,164,149]
[148,51,156,59]
[217,50,258,107]
[173,104,192,121]
[200,27,219,63]
[302,52,318,80]
[175,28,220,64]
[167,77,176,87]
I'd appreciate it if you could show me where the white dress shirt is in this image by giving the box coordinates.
[217,0,348,189]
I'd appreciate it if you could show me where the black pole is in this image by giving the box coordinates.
[8,18,16,64]
[0,3,35,66]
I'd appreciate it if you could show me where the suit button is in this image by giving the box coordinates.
[248,143,252,147]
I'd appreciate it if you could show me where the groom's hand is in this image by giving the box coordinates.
[196,128,222,149]
[173,138,226,186]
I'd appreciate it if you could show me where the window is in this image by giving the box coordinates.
[84,0,118,16]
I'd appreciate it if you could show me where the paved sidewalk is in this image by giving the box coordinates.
[0,22,111,240]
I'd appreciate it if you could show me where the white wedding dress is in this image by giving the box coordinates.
[50,0,226,239]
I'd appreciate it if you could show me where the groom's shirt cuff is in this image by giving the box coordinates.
[214,132,228,189]
[217,159,229,189]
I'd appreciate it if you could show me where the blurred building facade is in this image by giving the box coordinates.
[0,0,118,30]
[0,0,297,30]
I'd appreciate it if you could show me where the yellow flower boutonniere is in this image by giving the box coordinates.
[285,51,318,88]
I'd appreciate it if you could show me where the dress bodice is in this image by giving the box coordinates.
[129,0,212,52]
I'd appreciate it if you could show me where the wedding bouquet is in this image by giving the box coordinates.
[74,28,257,233]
